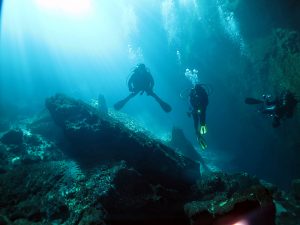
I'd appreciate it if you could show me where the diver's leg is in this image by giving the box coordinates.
[198,135,208,150]
[148,91,172,113]
[114,92,138,110]
[192,112,199,134]
[192,112,207,149]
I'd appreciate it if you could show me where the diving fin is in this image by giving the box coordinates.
[245,97,264,105]
[149,92,172,113]
[114,92,138,111]
[197,135,207,150]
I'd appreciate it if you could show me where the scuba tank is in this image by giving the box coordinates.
[180,83,213,100]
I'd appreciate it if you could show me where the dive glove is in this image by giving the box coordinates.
[197,135,208,150]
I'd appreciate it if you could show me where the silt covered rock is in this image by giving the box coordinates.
[185,173,276,225]
[0,129,23,145]
[45,94,200,190]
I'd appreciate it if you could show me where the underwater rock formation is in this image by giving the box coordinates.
[0,160,279,225]
[0,128,63,173]
[45,94,200,190]
[27,109,64,142]
[98,94,108,117]
[45,94,279,224]
[1,94,298,224]
[0,129,23,145]
[168,127,201,161]
[220,0,300,37]
[263,179,300,225]
[249,28,300,95]
[167,127,211,173]
[0,161,107,224]
[185,173,276,225]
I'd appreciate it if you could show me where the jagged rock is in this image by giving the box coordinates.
[196,173,226,198]
[273,28,300,55]
[99,162,190,225]
[98,94,108,117]
[27,110,64,142]
[196,172,260,199]
[271,186,300,225]
[0,160,192,225]
[185,175,276,225]
[260,180,279,197]
[0,94,280,224]
[45,94,200,190]
[168,128,199,160]
[0,129,23,145]
[21,133,63,162]
[0,161,106,224]
[185,172,276,224]
[78,208,107,225]
[0,131,63,172]
[167,127,212,174]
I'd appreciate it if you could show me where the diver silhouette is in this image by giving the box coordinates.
[245,90,298,127]
[114,63,172,113]
[187,83,209,150]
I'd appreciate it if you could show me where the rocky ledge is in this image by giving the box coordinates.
[0,94,298,224]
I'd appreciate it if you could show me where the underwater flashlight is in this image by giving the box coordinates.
[233,220,249,225]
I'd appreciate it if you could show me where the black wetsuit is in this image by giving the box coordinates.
[128,68,154,95]
[189,85,209,133]
[114,64,172,113]
[261,91,298,127]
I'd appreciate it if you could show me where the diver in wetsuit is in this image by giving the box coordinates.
[245,90,298,127]
[188,83,209,149]
[114,63,172,113]
[127,63,154,95]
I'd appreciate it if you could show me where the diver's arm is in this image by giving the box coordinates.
[149,73,154,90]
[128,76,133,92]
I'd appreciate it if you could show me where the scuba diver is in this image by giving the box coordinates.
[245,90,298,127]
[187,83,209,150]
[114,63,172,113]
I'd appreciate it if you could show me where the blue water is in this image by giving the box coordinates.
[1,0,299,190]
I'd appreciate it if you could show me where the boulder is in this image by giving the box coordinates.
[98,94,108,117]
[0,160,191,225]
[168,127,207,167]
[0,129,23,145]
[185,173,276,225]
[0,130,63,172]
[45,94,200,190]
